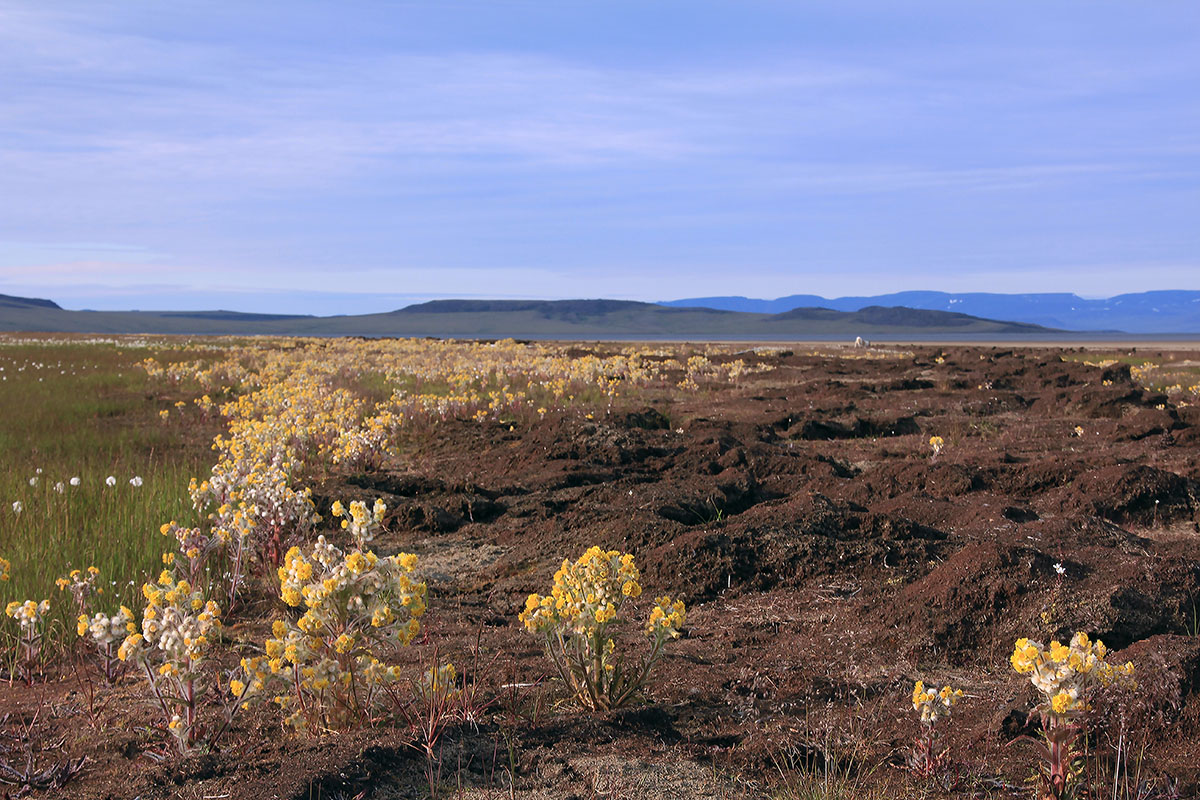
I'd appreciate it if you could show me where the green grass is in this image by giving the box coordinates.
[0,340,222,646]
[1062,352,1200,395]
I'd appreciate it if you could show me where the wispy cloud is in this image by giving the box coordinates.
[1,1,1198,307]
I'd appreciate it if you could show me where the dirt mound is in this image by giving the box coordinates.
[1116,406,1184,441]
[1111,635,1200,725]
[961,391,1029,416]
[1068,464,1199,526]
[786,414,921,440]
[1070,555,1200,649]
[655,468,778,525]
[620,406,672,430]
[643,493,946,601]
[859,460,989,500]
[883,541,1055,661]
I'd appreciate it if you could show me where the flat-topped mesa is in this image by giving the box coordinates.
[394,299,656,315]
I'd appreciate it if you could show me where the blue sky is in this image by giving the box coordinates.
[2,1,1197,314]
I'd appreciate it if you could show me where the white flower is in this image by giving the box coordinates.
[105,476,117,487]
[130,476,143,487]
[69,477,81,487]
[28,476,38,487]
[1054,562,1066,576]
[35,468,43,475]
[54,482,65,493]
[11,501,22,514]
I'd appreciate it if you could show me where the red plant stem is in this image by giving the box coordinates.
[610,636,666,709]
[209,678,247,748]
[141,660,173,723]
[185,674,196,749]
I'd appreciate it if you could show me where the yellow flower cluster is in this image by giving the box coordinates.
[1130,361,1157,385]
[415,662,460,706]
[519,547,686,711]
[189,442,317,562]
[159,520,212,579]
[678,354,757,390]
[1011,632,1136,720]
[121,572,222,669]
[55,565,99,590]
[929,435,944,457]
[5,598,50,684]
[228,655,270,710]
[520,546,644,636]
[330,498,387,549]
[265,536,425,730]
[5,598,50,631]
[647,596,687,639]
[0,555,10,582]
[78,605,136,645]
[146,338,772,449]
[912,680,963,725]
[117,574,223,751]
[78,603,138,683]
[55,565,102,611]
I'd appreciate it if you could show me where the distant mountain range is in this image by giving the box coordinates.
[0,294,1062,338]
[662,290,1200,333]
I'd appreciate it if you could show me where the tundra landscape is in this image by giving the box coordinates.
[1,334,1198,799]
[5,3,1200,798]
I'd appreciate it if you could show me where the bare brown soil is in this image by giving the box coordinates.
[5,345,1200,799]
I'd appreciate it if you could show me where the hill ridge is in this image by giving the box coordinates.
[662,290,1200,333]
[0,295,1067,337]
[0,292,62,310]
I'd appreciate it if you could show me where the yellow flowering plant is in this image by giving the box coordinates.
[928,435,944,459]
[221,654,272,746]
[77,604,136,683]
[188,430,319,578]
[414,661,460,707]
[263,535,426,731]
[1010,632,1137,800]
[0,555,11,582]
[329,497,387,549]
[187,453,318,610]
[159,520,215,592]
[118,571,229,753]
[4,598,50,684]
[160,510,252,613]
[909,680,963,776]
[56,565,102,615]
[519,546,686,711]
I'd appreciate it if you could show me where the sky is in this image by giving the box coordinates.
[2,1,1198,315]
